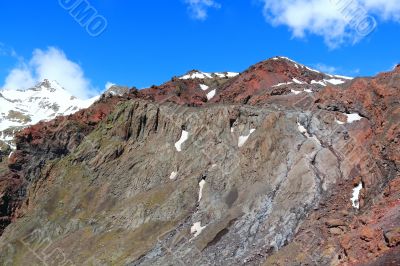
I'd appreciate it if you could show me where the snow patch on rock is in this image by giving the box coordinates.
[169,172,178,180]
[336,113,363,124]
[292,78,304,84]
[175,130,189,152]
[215,72,239,78]
[325,78,346,85]
[351,182,363,209]
[291,88,313,95]
[206,89,216,100]
[297,122,321,145]
[238,129,256,147]
[180,71,212,80]
[273,82,293,87]
[198,179,206,202]
[297,122,308,135]
[329,74,353,80]
[346,113,363,123]
[199,84,209,91]
[311,80,327,86]
[191,222,206,238]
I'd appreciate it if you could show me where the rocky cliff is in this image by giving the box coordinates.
[0,58,398,265]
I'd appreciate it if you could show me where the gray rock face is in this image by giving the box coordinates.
[104,85,130,97]
[0,98,345,265]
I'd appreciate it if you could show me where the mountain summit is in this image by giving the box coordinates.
[0,79,98,148]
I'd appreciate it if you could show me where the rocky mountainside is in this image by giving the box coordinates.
[0,79,98,149]
[0,57,398,266]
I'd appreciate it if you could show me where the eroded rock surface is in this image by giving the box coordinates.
[0,57,398,265]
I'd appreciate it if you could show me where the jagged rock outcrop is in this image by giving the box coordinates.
[0,57,398,265]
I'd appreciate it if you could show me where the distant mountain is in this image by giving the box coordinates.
[0,79,98,149]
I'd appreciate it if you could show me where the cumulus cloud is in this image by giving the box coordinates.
[185,0,221,20]
[260,0,400,48]
[2,47,97,99]
[3,67,35,91]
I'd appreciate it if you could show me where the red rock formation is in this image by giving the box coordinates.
[212,57,331,104]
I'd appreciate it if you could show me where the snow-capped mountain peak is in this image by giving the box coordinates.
[34,79,65,92]
[0,79,99,148]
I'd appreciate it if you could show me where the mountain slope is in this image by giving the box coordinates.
[0,58,398,265]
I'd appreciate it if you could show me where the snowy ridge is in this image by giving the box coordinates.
[271,56,353,86]
[0,79,99,147]
[180,71,239,80]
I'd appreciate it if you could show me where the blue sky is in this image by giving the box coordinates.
[0,0,399,98]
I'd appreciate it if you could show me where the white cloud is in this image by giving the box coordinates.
[3,66,35,90]
[185,0,221,20]
[0,43,18,58]
[260,0,400,48]
[313,63,361,76]
[2,47,97,99]
[314,63,337,74]
[105,82,115,90]
[363,0,400,20]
